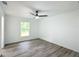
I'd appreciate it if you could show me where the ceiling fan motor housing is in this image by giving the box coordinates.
[36,11,38,16]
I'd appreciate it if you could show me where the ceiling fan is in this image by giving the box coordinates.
[30,10,48,19]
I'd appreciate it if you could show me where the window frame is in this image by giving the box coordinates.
[20,21,30,37]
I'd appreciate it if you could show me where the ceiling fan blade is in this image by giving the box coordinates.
[25,5,46,14]
[25,5,41,13]
[38,15,48,17]
[2,1,7,5]
[30,12,36,16]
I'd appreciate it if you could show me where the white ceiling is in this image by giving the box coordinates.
[2,1,79,18]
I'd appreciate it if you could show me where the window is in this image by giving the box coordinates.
[21,21,30,37]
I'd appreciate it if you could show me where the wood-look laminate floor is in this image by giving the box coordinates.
[0,39,79,57]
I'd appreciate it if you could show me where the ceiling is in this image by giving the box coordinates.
[2,1,79,18]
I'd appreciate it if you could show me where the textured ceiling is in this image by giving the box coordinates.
[2,1,79,18]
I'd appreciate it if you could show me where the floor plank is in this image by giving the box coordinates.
[0,39,79,57]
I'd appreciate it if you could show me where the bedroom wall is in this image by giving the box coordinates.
[39,9,79,52]
[5,15,39,44]
[0,10,1,48]
[0,3,5,48]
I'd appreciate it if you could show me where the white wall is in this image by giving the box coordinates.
[5,15,38,44]
[0,3,5,48]
[39,9,79,52]
[0,12,1,48]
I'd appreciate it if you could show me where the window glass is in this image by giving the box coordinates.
[21,22,30,37]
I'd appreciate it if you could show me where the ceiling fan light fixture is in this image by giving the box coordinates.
[35,16,39,19]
